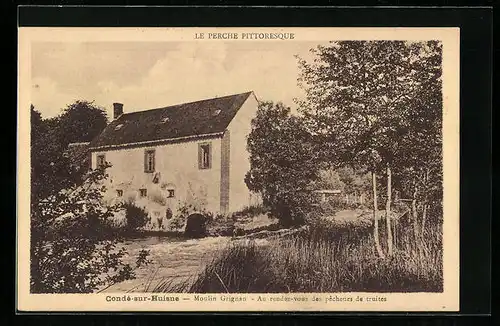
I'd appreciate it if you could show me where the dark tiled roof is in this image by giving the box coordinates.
[89,92,253,149]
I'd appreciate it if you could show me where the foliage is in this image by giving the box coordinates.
[30,163,150,293]
[245,101,321,227]
[297,40,443,256]
[57,100,109,144]
[31,101,108,202]
[314,169,346,191]
[297,40,442,172]
[167,200,198,231]
[337,166,372,195]
[123,201,149,231]
[314,166,372,205]
[231,204,269,220]
[31,106,74,203]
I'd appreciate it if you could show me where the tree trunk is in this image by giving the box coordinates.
[422,203,428,233]
[385,165,393,256]
[372,171,385,258]
[421,168,430,236]
[411,180,419,243]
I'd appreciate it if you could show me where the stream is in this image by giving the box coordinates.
[101,235,231,293]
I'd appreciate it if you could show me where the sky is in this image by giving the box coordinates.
[31,41,323,119]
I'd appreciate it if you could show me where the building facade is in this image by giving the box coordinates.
[87,92,261,224]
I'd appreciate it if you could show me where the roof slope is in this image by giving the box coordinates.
[90,92,253,149]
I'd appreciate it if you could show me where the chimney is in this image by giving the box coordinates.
[113,103,123,119]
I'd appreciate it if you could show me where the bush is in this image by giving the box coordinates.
[124,201,149,231]
[30,166,151,293]
[206,218,235,237]
[231,204,268,219]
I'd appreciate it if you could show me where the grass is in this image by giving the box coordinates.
[154,215,443,293]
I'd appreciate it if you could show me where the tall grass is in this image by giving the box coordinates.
[155,218,443,293]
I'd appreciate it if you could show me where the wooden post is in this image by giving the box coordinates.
[372,171,385,258]
[385,165,393,256]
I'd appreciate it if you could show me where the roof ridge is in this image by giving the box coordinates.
[120,91,253,117]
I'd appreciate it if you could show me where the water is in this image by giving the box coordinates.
[102,235,231,293]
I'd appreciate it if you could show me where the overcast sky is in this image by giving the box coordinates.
[31,41,322,119]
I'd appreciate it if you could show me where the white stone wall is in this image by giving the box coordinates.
[226,94,262,212]
[91,137,223,226]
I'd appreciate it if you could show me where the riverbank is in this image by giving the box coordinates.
[154,210,443,293]
[100,212,280,292]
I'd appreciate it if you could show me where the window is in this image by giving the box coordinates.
[139,189,147,197]
[213,109,221,116]
[116,189,123,197]
[144,149,155,173]
[96,154,106,169]
[114,124,124,131]
[167,189,175,198]
[198,143,211,169]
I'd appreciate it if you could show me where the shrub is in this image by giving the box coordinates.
[168,214,186,231]
[124,201,149,231]
[206,217,235,237]
[231,204,268,219]
[30,166,151,293]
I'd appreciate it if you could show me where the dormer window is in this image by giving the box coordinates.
[161,117,169,123]
[213,109,221,116]
[114,124,124,131]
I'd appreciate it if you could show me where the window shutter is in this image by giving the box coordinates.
[208,142,212,169]
[144,150,148,172]
[198,144,202,169]
[151,150,155,172]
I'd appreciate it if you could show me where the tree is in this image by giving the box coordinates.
[31,106,73,202]
[315,169,346,192]
[30,102,148,293]
[245,101,320,227]
[31,101,109,202]
[297,41,443,256]
[58,100,108,144]
[30,163,150,293]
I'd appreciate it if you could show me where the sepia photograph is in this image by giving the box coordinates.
[17,27,460,311]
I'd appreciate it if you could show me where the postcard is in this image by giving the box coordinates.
[17,26,460,312]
